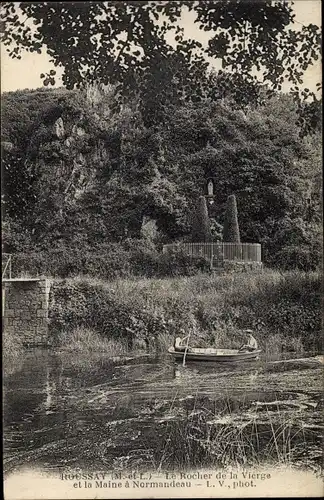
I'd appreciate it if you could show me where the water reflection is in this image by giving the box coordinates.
[3,349,323,475]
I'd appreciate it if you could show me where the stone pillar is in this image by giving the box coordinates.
[2,278,51,346]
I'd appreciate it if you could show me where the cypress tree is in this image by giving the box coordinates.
[223,194,241,243]
[191,196,211,242]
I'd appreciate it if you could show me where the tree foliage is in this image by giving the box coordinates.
[191,195,211,242]
[2,85,322,270]
[1,88,72,230]
[1,1,321,111]
[223,194,241,243]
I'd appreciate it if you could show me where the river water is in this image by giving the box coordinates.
[3,349,323,477]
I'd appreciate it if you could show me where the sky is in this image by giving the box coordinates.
[0,0,322,94]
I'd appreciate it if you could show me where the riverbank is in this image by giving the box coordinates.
[49,269,321,353]
[3,269,321,374]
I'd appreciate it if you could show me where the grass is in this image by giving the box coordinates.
[3,269,321,376]
[3,327,130,376]
[50,269,321,355]
[55,327,129,355]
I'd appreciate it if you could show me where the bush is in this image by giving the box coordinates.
[124,238,160,277]
[191,196,211,243]
[157,248,211,277]
[264,217,322,271]
[12,246,132,280]
[11,239,212,280]
[49,270,322,353]
[223,194,241,243]
[273,245,322,271]
[50,279,175,349]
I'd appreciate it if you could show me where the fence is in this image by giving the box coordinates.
[2,253,12,279]
[162,242,262,264]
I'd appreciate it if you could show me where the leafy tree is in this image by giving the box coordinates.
[210,218,223,242]
[223,194,241,243]
[1,88,71,227]
[296,97,322,137]
[1,87,68,145]
[1,1,321,110]
[268,217,322,271]
[2,85,321,270]
[165,95,321,258]
[191,195,211,242]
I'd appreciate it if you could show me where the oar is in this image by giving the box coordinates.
[182,331,191,367]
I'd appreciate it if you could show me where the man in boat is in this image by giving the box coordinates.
[239,330,258,352]
[174,335,190,352]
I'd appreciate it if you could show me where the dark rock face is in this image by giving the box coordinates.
[28,113,110,206]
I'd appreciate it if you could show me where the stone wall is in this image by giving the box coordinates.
[2,278,51,346]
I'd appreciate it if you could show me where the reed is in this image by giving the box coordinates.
[3,329,24,376]
[154,396,313,471]
[56,327,129,355]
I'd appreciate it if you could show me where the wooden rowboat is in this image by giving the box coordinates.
[168,346,262,362]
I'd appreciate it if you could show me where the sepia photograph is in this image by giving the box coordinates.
[1,1,323,498]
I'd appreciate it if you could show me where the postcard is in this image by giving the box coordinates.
[2,1,322,498]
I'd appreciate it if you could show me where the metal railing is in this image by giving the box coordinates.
[2,253,12,279]
[162,242,262,263]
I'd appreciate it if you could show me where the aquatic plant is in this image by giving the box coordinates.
[154,394,320,471]
[56,327,129,355]
[3,329,24,376]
